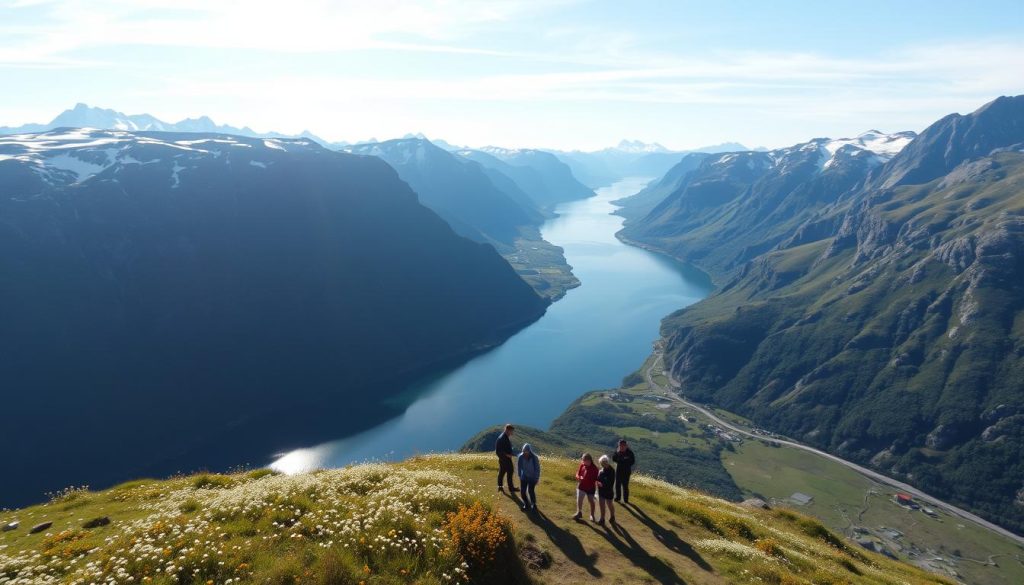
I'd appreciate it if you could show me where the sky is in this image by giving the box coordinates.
[1,0,1023,151]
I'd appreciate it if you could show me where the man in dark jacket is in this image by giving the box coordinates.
[495,424,517,491]
[612,439,636,503]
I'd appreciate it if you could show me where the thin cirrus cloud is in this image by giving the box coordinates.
[0,0,572,63]
[0,0,1022,149]
[152,42,1024,106]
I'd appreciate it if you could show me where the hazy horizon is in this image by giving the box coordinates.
[2,1,1023,150]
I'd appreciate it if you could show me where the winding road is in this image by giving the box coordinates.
[642,351,1024,547]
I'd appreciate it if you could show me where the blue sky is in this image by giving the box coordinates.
[2,0,1022,150]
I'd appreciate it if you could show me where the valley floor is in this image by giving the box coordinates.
[503,229,580,302]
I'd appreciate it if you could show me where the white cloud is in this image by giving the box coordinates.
[0,0,575,64]
[1,0,1021,149]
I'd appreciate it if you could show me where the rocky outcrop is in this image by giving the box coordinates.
[653,96,1024,533]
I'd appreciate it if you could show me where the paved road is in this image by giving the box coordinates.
[643,352,1024,547]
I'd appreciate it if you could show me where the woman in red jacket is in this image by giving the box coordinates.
[572,453,600,521]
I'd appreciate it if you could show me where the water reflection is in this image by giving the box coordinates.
[271,177,711,471]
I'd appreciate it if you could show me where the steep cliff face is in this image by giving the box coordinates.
[345,138,544,246]
[345,138,581,299]
[652,97,1024,532]
[466,147,594,208]
[620,132,914,277]
[612,153,709,221]
[879,96,1024,189]
[0,129,547,506]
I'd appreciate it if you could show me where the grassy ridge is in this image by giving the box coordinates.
[465,350,1024,584]
[463,369,742,502]
[0,455,950,584]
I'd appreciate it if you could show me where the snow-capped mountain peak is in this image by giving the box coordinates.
[613,139,669,153]
[0,104,339,148]
[705,130,918,176]
[819,130,917,170]
[825,130,917,158]
[0,128,321,190]
[479,145,529,157]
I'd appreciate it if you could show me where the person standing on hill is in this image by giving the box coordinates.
[572,453,599,521]
[612,439,636,503]
[596,455,617,524]
[495,424,517,492]
[517,443,541,511]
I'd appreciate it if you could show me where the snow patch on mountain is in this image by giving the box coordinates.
[823,130,915,158]
[817,130,916,170]
[44,153,112,181]
[170,162,186,188]
[480,146,527,157]
[0,128,321,189]
[614,139,669,153]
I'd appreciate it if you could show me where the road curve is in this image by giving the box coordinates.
[643,352,1024,547]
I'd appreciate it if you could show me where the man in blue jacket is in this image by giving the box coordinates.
[517,443,541,511]
[495,424,517,492]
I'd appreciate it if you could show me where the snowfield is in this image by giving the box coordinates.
[0,128,320,188]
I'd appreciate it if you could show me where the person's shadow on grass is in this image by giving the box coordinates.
[582,520,688,585]
[501,488,522,507]
[623,503,712,571]
[525,508,602,577]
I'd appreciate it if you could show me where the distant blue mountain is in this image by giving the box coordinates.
[550,140,750,188]
[0,103,343,147]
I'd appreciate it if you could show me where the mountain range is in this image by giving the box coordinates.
[619,96,1024,533]
[620,130,917,275]
[346,138,544,246]
[553,139,754,189]
[0,128,547,506]
[344,138,587,299]
[461,146,595,208]
[0,103,342,147]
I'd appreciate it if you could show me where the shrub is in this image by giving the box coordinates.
[444,502,511,574]
[754,538,786,558]
[41,530,91,558]
[192,473,236,489]
[247,468,279,480]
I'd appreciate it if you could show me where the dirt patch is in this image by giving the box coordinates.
[520,543,552,570]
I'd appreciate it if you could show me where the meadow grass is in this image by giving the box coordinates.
[1,454,952,585]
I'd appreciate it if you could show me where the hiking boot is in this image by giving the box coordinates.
[571,512,582,520]
[589,515,596,522]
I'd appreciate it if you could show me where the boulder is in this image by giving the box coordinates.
[925,424,958,450]
[83,516,110,529]
[741,498,770,510]
[1,521,18,532]
[29,521,52,534]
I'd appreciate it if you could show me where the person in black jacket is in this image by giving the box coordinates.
[612,439,635,503]
[495,424,517,492]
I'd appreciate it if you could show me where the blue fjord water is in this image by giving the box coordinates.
[271,177,712,472]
